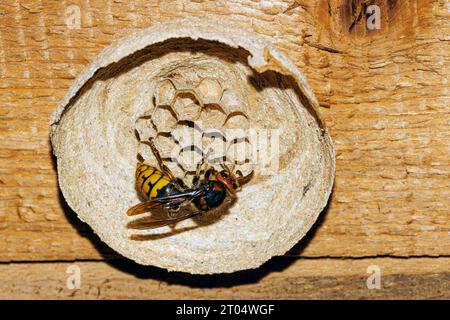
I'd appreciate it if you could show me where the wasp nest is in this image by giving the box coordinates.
[51,17,335,274]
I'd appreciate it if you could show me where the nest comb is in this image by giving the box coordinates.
[135,77,254,186]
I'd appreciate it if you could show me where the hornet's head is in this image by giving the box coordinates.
[215,169,241,195]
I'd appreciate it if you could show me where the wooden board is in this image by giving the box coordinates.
[0,258,448,299]
[0,0,448,299]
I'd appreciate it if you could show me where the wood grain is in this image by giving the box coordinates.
[0,0,449,264]
[0,258,448,299]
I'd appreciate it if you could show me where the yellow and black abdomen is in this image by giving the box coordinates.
[135,163,173,199]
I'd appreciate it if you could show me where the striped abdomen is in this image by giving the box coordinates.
[135,163,174,199]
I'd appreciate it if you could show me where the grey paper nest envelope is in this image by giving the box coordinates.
[50,17,335,274]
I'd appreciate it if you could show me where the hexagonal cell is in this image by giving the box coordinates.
[196,77,223,103]
[202,129,227,164]
[223,127,248,143]
[226,138,253,165]
[153,133,180,159]
[150,105,178,133]
[178,103,202,122]
[199,103,227,129]
[171,89,203,120]
[223,111,250,130]
[137,141,158,165]
[171,122,202,148]
[155,79,176,106]
[135,116,157,140]
[177,145,204,172]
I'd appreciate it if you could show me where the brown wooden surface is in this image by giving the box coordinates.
[0,258,448,299]
[0,0,449,299]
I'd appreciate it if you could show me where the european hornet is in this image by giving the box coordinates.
[127,138,250,230]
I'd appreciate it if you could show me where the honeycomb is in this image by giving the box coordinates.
[135,76,254,188]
